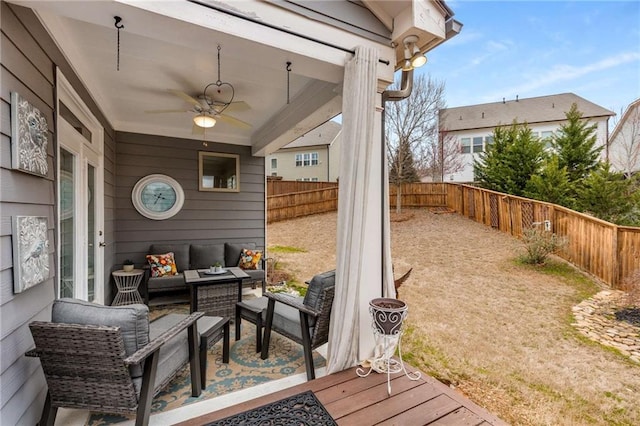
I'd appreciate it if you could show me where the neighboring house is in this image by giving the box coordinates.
[609,98,640,176]
[266,121,342,182]
[439,93,615,182]
[0,1,460,423]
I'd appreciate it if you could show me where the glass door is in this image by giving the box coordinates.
[57,71,104,303]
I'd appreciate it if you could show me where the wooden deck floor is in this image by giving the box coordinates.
[176,362,508,425]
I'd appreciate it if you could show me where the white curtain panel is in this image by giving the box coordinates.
[327,45,386,374]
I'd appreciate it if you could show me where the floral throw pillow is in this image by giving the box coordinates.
[238,249,262,270]
[146,252,178,277]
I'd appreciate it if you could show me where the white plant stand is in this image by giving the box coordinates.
[356,299,421,395]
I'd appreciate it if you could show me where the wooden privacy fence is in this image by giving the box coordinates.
[267,186,339,223]
[267,181,640,287]
[267,180,338,196]
[448,184,640,288]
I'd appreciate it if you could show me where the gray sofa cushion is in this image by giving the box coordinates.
[51,298,149,378]
[147,273,185,292]
[190,244,226,269]
[224,242,256,267]
[150,244,189,272]
[243,269,265,282]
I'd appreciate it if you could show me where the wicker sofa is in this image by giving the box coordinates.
[142,242,265,303]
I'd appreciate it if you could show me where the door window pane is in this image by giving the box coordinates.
[60,149,74,298]
[87,164,95,301]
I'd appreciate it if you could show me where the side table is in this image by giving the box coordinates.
[112,269,144,306]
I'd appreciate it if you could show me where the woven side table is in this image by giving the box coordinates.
[112,269,144,306]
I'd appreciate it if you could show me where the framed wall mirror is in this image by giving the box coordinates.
[199,152,240,192]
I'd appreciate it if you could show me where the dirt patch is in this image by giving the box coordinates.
[267,209,640,425]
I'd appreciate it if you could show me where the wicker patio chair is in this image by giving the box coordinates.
[26,299,204,426]
[260,270,335,380]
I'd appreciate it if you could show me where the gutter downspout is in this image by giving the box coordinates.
[379,18,463,296]
[381,69,414,296]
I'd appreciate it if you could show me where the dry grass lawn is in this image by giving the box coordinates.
[267,209,640,425]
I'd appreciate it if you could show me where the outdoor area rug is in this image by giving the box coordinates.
[204,390,336,426]
[87,304,326,425]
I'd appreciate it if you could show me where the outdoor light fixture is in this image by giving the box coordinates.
[402,35,427,70]
[193,113,216,128]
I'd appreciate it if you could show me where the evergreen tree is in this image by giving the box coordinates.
[389,138,420,184]
[575,163,638,225]
[525,156,575,207]
[474,121,546,196]
[551,103,602,183]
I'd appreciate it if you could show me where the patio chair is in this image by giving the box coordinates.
[260,270,335,380]
[26,298,204,426]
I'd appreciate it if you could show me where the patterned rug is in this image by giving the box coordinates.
[88,304,326,425]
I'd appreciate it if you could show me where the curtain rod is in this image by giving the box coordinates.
[187,0,390,66]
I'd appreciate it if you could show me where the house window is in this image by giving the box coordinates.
[311,177,318,182]
[271,172,278,176]
[484,136,494,147]
[461,138,471,154]
[271,158,277,169]
[472,137,483,153]
[540,131,554,149]
[295,152,319,167]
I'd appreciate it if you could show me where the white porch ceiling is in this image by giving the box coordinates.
[9,0,451,156]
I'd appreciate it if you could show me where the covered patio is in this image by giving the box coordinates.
[0,1,476,424]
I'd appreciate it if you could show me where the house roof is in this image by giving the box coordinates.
[281,120,342,149]
[440,93,615,132]
[610,98,640,141]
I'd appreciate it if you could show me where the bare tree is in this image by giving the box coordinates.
[610,102,640,178]
[385,74,447,211]
[425,127,465,182]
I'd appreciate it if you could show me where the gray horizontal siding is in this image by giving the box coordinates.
[0,2,117,423]
[115,131,265,269]
[0,3,56,417]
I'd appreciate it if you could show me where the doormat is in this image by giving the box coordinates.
[204,390,336,426]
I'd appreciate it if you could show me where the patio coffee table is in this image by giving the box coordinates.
[184,267,250,319]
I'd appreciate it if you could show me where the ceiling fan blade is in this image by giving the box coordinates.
[192,123,205,135]
[168,89,201,107]
[145,109,189,114]
[211,101,251,114]
[216,113,252,129]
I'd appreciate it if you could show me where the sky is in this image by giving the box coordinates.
[416,0,640,118]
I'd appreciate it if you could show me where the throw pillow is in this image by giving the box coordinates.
[238,249,262,270]
[146,252,178,277]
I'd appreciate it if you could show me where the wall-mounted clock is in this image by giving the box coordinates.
[131,174,184,220]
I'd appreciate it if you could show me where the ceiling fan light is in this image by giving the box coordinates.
[401,59,413,71]
[193,114,216,128]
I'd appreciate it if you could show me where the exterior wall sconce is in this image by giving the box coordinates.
[402,35,427,70]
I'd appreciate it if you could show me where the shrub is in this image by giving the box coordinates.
[519,227,568,265]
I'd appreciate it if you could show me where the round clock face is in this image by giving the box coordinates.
[132,174,184,220]
[141,182,176,213]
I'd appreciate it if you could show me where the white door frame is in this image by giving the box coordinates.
[56,69,105,303]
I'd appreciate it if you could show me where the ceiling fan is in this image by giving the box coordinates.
[146,45,251,133]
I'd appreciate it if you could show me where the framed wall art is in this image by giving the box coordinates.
[13,216,50,293]
[11,92,49,177]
